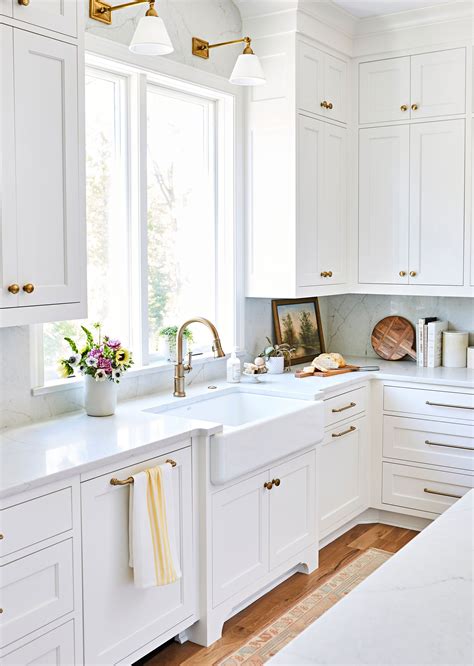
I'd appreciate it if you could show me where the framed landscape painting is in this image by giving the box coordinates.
[272,298,325,365]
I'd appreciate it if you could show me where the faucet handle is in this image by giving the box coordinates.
[184,350,193,373]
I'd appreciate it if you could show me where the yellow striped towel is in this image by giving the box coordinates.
[129,463,182,588]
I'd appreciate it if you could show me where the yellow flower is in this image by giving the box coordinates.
[115,348,130,365]
[57,361,71,379]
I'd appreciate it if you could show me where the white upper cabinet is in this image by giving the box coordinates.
[359,125,410,284]
[297,42,347,123]
[0,0,12,17]
[13,0,77,37]
[411,49,466,119]
[409,119,465,286]
[359,57,410,124]
[360,49,465,124]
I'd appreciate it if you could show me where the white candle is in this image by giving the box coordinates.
[442,331,468,368]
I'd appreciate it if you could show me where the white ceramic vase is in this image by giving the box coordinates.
[266,356,285,374]
[84,374,117,417]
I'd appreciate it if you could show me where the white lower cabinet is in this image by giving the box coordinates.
[81,446,194,665]
[319,417,369,538]
[2,621,76,666]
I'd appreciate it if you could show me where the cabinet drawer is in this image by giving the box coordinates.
[383,416,474,471]
[324,386,367,427]
[0,540,74,648]
[0,487,72,558]
[382,462,473,515]
[384,386,474,421]
[2,620,75,665]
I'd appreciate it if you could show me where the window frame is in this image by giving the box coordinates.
[31,42,243,393]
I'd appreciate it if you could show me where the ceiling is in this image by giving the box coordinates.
[332,0,454,18]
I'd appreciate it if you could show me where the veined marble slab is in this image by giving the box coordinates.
[270,490,474,666]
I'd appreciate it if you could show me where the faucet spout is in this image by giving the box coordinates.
[174,317,225,397]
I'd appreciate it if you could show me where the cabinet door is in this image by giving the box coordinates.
[0,25,18,309]
[319,417,369,538]
[0,0,12,17]
[13,0,77,37]
[298,42,325,118]
[212,471,269,605]
[409,119,465,286]
[269,451,316,570]
[13,30,81,308]
[324,54,347,123]
[359,126,410,284]
[359,57,410,124]
[471,117,474,287]
[411,48,465,119]
[296,114,325,287]
[82,447,194,665]
[2,621,75,665]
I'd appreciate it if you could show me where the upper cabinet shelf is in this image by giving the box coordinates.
[359,48,466,124]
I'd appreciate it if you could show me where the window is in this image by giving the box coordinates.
[40,56,236,385]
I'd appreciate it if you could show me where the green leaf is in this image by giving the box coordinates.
[64,337,78,353]
[81,325,94,347]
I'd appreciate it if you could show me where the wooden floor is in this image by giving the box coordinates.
[136,523,418,666]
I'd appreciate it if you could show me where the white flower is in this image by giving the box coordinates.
[95,369,107,382]
[112,369,122,383]
[86,356,98,368]
[67,353,81,367]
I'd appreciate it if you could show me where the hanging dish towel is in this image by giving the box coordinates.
[129,463,182,588]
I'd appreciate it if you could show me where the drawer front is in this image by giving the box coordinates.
[382,462,473,515]
[383,416,474,471]
[2,620,75,665]
[0,540,74,648]
[0,488,72,558]
[324,386,367,427]
[384,386,474,421]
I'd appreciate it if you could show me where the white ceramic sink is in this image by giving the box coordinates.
[147,388,324,484]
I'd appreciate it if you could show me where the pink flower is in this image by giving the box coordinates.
[106,339,121,350]
[98,357,113,374]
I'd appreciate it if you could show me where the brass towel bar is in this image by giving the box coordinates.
[110,459,177,486]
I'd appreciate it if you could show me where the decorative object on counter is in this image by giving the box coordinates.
[58,323,133,417]
[416,317,447,367]
[442,330,468,368]
[371,316,416,361]
[295,353,379,378]
[159,325,193,363]
[258,337,295,374]
[467,347,474,370]
[243,361,268,382]
[272,297,325,366]
[227,347,242,383]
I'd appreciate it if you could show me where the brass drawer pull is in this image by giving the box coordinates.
[332,401,356,414]
[426,439,474,452]
[423,487,462,500]
[110,459,177,486]
[264,481,273,490]
[426,401,474,411]
[332,425,356,438]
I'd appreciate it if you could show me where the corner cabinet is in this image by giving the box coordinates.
[0,16,86,326]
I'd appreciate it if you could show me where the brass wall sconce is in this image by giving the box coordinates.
[192,35,266,86]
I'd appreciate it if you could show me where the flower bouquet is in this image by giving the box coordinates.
[58,323,133,416]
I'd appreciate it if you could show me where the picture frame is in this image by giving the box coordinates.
[272,297,326,366]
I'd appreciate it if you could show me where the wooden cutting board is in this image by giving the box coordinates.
[295,365,360,378]
[371,316,416,361]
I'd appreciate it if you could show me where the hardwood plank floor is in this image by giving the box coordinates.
[135,523,418,666]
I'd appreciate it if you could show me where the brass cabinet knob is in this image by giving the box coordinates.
[400,104,408,112]
[320,100,328,108]
[22,283,35,293]
[0,608,3,614]
[399,271,407,277]
[18,0,30,5]
[0,533,3,540]
[7,284,20,294]
[327,102,333,109]
[327,271,333,277]
[264,481,273,490]
[409,271,417,277]
[320,271,328,278]
[411,103,418,111]
[272,478,281,487]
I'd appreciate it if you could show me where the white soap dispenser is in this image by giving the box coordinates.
[227,347,241,383]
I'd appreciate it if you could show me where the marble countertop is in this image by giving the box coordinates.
[270,490,474,666]
[1,357,473,499]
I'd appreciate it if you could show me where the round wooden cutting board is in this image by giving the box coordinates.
[371,316,417,361]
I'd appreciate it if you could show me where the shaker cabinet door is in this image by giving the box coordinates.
[13,0,77,37]
[0,0,12,17]
[359,57,410,124]
[298,42,325,118]
[324,53,347,124]
[410,48,465,119]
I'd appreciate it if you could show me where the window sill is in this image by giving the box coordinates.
[31,351,245,397]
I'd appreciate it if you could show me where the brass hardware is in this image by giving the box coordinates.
[411,103,419,111]
[18,0,30,5]
[264,481,273,490]
[0,608,3,614]
[425,439,474,452]
[320,271,328,278]
[110,459,177,485]
[331,401,356,414]
[320,101,328,109]
[327,271,333,277]
[7,284,20,294]
[332,425,357,438]
[272,478,281,487]
[192,35,254,60]
[409,271,417,278]
[400,104,408,112]
[327,102,333,110]
[399,271,406,277]
[22,283,35,293]
[423,487,462,500]
[426,401,474,410]
[174,318,224,397]
[89,0,154,26]
[0,534,3,540]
